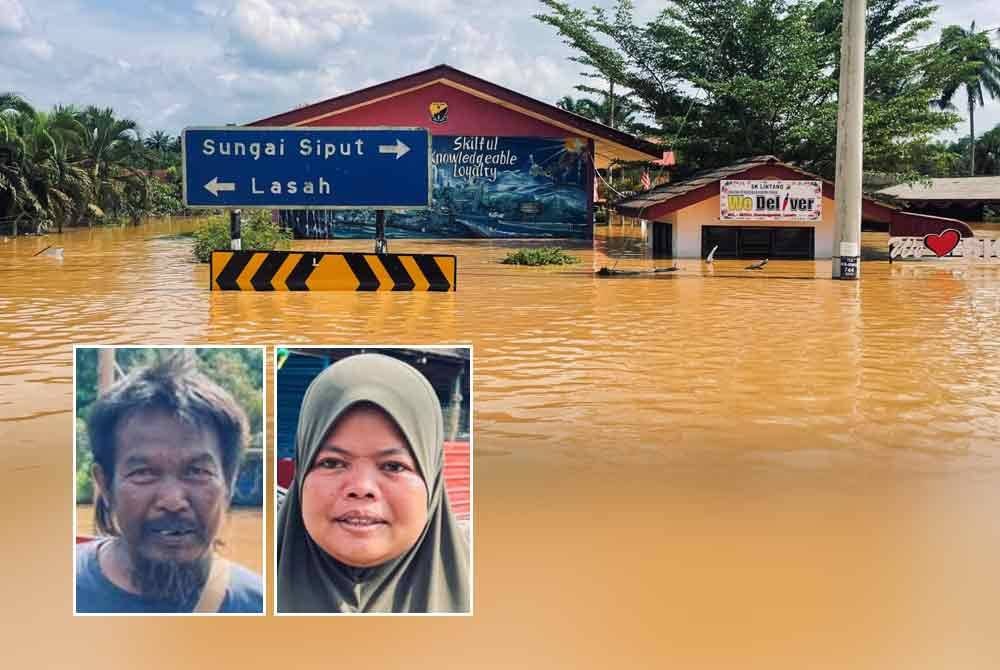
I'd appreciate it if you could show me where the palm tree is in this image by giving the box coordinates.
[0,97,95,234]
[76,106,148,224]
[936,23,1000,176]
[0,94,33,234]
[0,96,159,234]
[556,95,601,119]
[588,95,641,133]
[979,124,1000,175]
[144,130,172,154]
[556,92,642,132]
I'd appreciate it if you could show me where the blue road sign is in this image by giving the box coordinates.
[182,126,431,209]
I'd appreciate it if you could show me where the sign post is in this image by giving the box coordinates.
[183,126,447,290]
[229,209,241,251]
[183,126,431,216]
[375,209,387,254]
[184,127,430,255]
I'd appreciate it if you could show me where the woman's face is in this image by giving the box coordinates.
[301,404,429,568]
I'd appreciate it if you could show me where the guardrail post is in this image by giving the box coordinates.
[375,209,387,254]
[230,209,242,251]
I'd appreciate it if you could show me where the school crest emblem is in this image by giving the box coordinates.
[429,102,448,124]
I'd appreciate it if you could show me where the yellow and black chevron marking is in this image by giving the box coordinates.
[210,251,457,291]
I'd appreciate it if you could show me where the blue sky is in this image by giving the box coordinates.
[2,0,998,143]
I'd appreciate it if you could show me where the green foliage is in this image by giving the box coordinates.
[76,418,93,504]
[934,22,1000,175]
[537,0,962,178]
[148,179,184,215]
[501,247,580,265]
[74,347,265,497]
[197,348,264,435]
[191,209,292,262]
[556,92,644,133]
[0,95,184,234]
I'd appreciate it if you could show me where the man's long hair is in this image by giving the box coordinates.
[87,351,250,536]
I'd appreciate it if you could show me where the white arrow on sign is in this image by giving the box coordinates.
[204,177,236,196]
[378,139,410,160]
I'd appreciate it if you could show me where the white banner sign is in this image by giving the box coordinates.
[720,180,822,221]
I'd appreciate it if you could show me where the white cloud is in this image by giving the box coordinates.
[149,102,186,127]
[1,0,996,141]
[0,0,28,34]
[380,0,460,17]
[195,1,224,18]
[931,1,1000,34]
[225,0,370,69]
[19,37,53,61]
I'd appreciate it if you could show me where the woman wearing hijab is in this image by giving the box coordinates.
[276,353,470,613]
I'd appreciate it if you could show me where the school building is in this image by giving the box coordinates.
[250,64,660,240]
[614,156,973,260]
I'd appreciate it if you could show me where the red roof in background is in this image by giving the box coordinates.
[615,155,899,222]
[615,155,975,237]
[247,64,661,162]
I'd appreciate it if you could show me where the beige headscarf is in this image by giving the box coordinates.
[276,353,470,613]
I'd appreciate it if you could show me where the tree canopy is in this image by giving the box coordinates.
[536,0,962,178]
[934,22,1000,175]
[0,96,185,234]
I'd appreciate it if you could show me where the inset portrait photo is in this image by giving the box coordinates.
[73,346,265,615]
[274,346,472,615]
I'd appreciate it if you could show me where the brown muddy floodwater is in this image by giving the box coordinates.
[3,217,1000,668]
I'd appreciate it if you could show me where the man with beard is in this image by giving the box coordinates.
[76,353,263,613]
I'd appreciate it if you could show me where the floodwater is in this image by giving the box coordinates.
[3,217,1000,668]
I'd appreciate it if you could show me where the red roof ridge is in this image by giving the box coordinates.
[246,64,660,160]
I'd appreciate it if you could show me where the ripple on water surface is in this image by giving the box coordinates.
[1,220,999,467]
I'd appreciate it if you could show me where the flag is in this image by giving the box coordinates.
[641,170,651,190]
[653,150,676,167]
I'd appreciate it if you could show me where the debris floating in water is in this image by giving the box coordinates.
[34,245,65,259]
[596,265,679,277]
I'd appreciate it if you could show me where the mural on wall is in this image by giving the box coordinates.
[280,136,591,239]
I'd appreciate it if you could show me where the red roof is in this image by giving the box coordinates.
[615,155,975,236]
[247,64,661,164]
[615,155,899,223]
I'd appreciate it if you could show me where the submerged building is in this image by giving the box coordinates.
[249,64,660,240]
[614,155,969,260]
[877,176,1000,223]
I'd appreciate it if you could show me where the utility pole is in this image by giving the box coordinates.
[832,0,866,280]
